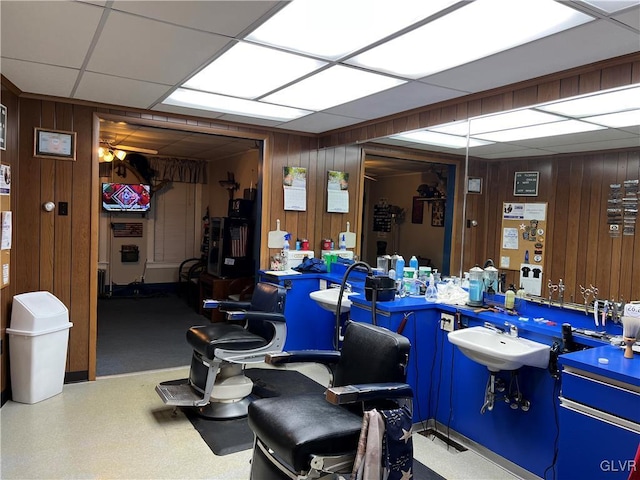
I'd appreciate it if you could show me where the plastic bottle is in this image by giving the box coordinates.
[425,276,438,302]
[409,255,418,271]
[395,256,405,277]
[339,234,347,250]
[395,256,405,294]
[516,285,526,298]
[281,233,290,270]
[505,285,516,310]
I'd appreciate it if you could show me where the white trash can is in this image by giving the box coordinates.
[7,291,73,404]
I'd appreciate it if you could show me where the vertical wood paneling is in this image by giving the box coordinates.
[39,102,56,291]
[17,99,42,293]
[69,105,94,374]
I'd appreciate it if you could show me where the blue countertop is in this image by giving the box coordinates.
[559,345,640,387]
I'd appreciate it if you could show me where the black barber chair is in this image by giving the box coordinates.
[156,281,286,419]
[247,321,413,480]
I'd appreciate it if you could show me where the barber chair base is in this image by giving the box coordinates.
[196,395,255,419]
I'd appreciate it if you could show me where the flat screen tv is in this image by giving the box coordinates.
[102,183,151,212]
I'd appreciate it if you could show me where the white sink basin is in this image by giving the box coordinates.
[447,326,550,372]
[309,288,359,313]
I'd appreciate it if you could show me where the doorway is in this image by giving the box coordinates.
[93,114,266,377]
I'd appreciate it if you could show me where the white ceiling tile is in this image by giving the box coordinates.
[111,1,280,37]
[423,19,640,93]
[543,137,640,153]
[216,113,283,128]
[151,104,225,120]
[324,82,469,120]
[278,112,365,134]
[86,10,231,85]
[481,148,557,159]
[612,5,640,29]
[74,72,172,109]
[0,1,103,68]
[0,59,79,98]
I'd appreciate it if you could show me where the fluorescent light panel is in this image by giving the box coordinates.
[391,131,493,149]
[475,120,605,142]
[583,109,640,128]
[538,85,640,117]
[246,0,458,61]
[262,65,406,111]
[164,89,312,122]
[347,0,593,79]
[183,42,326,99]
[431,110,566,136]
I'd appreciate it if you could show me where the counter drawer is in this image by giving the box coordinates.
[562,368,640,423]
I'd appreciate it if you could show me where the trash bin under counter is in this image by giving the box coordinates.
[7,291,73,404]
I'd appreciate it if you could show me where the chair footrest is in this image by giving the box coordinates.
[155,382,208,407]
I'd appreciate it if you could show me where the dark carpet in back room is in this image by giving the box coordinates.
[97,292,207,376]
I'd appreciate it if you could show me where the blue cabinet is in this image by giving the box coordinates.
[259,273,336,351]
[558,347,640,479]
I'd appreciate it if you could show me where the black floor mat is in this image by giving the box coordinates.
[182,368,448,479]
[183,369,326,456]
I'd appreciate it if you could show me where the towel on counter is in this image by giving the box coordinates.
[293,257,328,273]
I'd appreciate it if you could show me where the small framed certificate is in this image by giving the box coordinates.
[34,128,76,161]
[467,177,482,194]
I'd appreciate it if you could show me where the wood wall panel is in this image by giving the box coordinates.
[465,151,639,302]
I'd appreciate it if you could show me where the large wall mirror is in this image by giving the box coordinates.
[374,83,639,301]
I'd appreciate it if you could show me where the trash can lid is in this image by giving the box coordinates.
[11,291,69,333]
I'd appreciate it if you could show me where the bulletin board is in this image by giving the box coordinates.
[499,202,548,271]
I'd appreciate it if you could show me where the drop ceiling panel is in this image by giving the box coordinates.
[613,7,640,29]
[75,72,171,108]
[422,19,640,94]
[151,104,225,120]
[278,112,365,134]
[0,1,102,68]
[324,81,469,120]
[111,1,281,36]
[0,59,78,98]
[544,137,640,153]
[86,10,231,85]
[216,113,285,128]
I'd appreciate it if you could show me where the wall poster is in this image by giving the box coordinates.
[283,166,307,211]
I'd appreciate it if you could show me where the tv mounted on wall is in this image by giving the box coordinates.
[102,183,151,212]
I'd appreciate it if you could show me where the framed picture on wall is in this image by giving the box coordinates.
[467,177,482,194]
[0,104,6,151]
[431,200,445,227]
[34,128,76,161]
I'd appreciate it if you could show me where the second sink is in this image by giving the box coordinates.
[448,326,551,372]
[309,288,359,313]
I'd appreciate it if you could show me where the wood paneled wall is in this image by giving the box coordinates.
[466,151,640,302]
[265,133,362,259]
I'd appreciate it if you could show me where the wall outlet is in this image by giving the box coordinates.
[440,313,454,332]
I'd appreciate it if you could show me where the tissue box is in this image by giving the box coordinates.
[623,303,640,318]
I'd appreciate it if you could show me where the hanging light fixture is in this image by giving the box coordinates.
[99,143,127,162]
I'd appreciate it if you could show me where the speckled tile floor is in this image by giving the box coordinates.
[1,364,523,480]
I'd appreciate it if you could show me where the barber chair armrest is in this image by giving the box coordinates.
[325,383,413,405]
[265,350,341,366]
[219,300,253,311]
[225,311,286,323]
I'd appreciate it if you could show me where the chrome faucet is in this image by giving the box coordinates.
[505,322,518,337]
[483,322,503,334]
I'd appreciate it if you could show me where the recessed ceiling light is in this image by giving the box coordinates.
[431,110,566,136]
[183,42,326,99]
[347,0,593,79]
[164,89,312,122]
[537,85,640,117]
[583,109,640,128]
[246,0,458,60]
[391,131,493,149]
[261,66,406,111]
[474,120,605,142]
